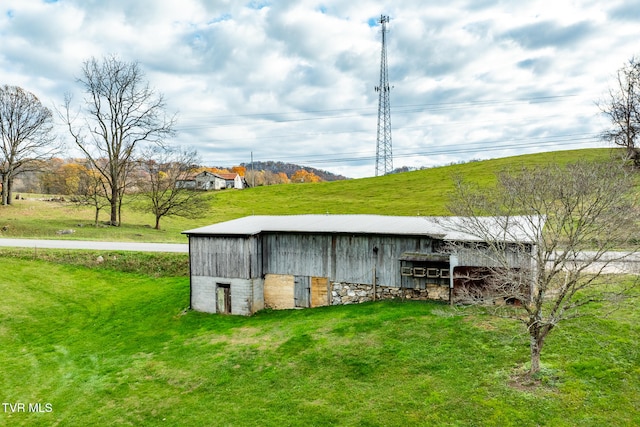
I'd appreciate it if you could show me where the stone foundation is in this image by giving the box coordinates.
[331,282,449,305]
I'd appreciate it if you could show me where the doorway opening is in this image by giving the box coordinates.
[216,283,231,314]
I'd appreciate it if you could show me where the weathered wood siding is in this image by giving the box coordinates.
[455,244,532,269]
[262,233,434,287]
[189,232,531,298]
[333,235,435,286]
[189,235,261,279]
[262,234,330,277]
[294,275,311,307]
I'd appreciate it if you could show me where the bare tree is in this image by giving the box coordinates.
[0,85,57,205]
[71,163,110,227]
[136,146,208,230]
[600,57,640,166]
[63,55,176,225]
[446,160,639,376]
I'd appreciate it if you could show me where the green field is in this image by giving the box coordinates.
[1,148,638,426]
[0,255,638,426]
[0,148,616,242]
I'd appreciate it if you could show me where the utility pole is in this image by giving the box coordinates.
[251,151,254,188]
[375,14,393,176]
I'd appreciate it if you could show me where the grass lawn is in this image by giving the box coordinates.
[0,148,617,243]
[1,254,638,426]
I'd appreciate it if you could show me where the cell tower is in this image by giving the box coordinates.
[375,14,392,176]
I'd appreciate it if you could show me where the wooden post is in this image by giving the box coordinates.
[449,255,458,307]
[372,266,377,301]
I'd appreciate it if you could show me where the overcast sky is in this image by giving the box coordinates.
[1,0,638,178]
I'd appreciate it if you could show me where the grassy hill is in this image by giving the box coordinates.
[220,148,612,218]
[0,148,618,242]
[1,148,638,426]
[0,255,638,426]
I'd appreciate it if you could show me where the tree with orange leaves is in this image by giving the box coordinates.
[291,169,321,183]
[231,165,246,176]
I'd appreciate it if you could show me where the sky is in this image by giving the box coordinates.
[0,0,638,178]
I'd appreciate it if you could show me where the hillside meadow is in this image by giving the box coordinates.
[0,148,616,243]
[0,254,638,426]
[1,148,639,425]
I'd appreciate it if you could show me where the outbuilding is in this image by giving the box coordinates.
[176,171,226,191]
[217,173,246,189]
[183,214,538,315]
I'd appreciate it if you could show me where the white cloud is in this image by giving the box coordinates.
[0,0,637,178]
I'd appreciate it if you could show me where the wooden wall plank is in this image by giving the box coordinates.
[311,276,329,307]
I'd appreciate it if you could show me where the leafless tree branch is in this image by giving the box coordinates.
[62,55,176,225]
[0,85,59,205]
[446,160,640,375]
[599,56,640,166]
[135,145,207,230]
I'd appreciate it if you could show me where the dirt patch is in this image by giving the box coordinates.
[507,368,559,392]
[462,314,498,331]
[508,372,542,391]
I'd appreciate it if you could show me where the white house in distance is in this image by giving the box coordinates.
[217,173,245,189]
[177,171,245,191]
[182,214,540,316]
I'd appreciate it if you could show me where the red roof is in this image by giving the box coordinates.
[218,173,239,180]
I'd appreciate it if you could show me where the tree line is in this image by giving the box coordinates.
[10,153,328,230]
[0,55,326,229]
[241,160,347,182]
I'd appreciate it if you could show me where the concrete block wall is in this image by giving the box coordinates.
[191,276,263,316]
[191,276,217,313]
[227,278,250,315]
[251,278,265,313]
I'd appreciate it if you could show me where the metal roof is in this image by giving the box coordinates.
[183,214,542,243]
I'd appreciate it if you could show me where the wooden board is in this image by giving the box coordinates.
[264,274,294,309]
[311,277,329,307]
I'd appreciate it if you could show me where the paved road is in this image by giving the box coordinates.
[0,238,188,253]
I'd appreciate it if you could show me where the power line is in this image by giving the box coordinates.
[174,111,590,144]
[176,90,601,171]
[293,135,600,164]
[174,94,582,131]
[205,132,602,167]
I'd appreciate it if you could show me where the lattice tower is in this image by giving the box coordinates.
[375,14,393,176]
